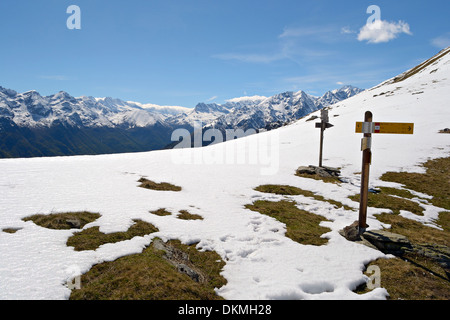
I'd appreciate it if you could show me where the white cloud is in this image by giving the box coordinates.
[357,20,412,44]
[341,26,356,34]
[431,33,450,48]
[336,81,344,85]
[206,95,218,102]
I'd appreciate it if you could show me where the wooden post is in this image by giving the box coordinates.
[358,111,372,234]
[319,121,324,167]
[318,109,329,168]
[354,113,414,237]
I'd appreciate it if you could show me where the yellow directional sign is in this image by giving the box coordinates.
[355,122,414,134]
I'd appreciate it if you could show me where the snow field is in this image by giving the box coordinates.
[0,49,449,300]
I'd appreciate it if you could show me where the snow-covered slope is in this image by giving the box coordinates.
[0,48,448,300]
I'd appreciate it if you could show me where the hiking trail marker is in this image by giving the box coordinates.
[355,122,414,134]
[355,111,414,234]
[316,109,334,167]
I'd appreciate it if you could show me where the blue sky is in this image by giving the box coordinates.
[0,0,449,108]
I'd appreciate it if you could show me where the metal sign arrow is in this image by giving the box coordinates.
[316,122,334,129]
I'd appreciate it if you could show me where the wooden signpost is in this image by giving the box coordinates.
[355,111,414,234]
[316,109,334,167]
[355,122,414,134]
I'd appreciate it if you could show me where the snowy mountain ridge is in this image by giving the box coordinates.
[0,85,363,130]
[0,88,184,129]
[0,84,363,157]
[176,86,363,132]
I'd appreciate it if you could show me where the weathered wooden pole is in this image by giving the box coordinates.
[353,113,414,237]
[358,111,372,234]
[318,109,331,167]
[319,121,325,167]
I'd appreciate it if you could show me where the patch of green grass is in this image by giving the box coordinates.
[375,212,449,247]
[357,256,450,300]
[177,210,203,220]
[349,192,424,216]
[22,211,101,230]
[138,177,182,192]
[2,228,22,234]
[255,184,306,196]
[169,240,227,290]
[150,208,172,216]
[380,157,450,210]
[69,239,226,300]
[245,200,331,246]
[378,187,418,200]
[255,184,353,211]
[355,211,450,299]
[438,211,450,234]
[67,219,159,251]
[354,157,450,299]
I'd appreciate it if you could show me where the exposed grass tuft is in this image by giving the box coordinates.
[378,187,418,200]
[354,212,450,300]
[255,184,307,196]
[255,184,353,210]
[245,200,331,246]
[67,219,159,251]
[168,240,227,290]
[69,238,226,300]
[354,156,450,299]
[138,177,182,192]
[22,211,100,230]
[375,212,449,247]
[177,210,203,220]
[358,256,450,300]
[2,228,22,234]
[438,211,450,234]
[150,208,172,216]
[380,157,450,210]
[349,192,424,216]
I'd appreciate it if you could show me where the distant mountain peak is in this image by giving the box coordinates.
[193,102,231,114]
[0,86,18,98]
[22,89,40,96]
[51,91,73,99]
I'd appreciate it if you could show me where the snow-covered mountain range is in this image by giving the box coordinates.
[203,86,363,132]
[0,85,363,129]
[0,89,190,129]
[0,85,363,157]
